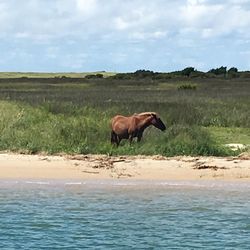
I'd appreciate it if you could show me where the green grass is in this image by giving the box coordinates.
[0,101,238,156]
[206,127,250,145]
[178,84,197,90]
[0,75,249,156]
[0,71,116,78]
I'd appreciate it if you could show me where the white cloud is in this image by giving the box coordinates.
[181,1,224,26]
[76,0,98,16]
[1,0,247,42]
[114,6,158,32]
[229,0,250,4]
[179,0,250,39]
[114,17,129,30]
[129,31,167,40]
[1,0,250,71]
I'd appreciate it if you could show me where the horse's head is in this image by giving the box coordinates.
[150,113,166,131]
[136,112,166,131]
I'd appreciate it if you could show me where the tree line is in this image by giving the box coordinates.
[107,66,249,80]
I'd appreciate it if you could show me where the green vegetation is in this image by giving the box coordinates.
[177,83,197,90]
[0,69,249,156]
[206,127,250,145]
[0,101,231,156]
[108,67,250,80]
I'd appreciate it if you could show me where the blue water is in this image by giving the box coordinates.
[0,180,250,249]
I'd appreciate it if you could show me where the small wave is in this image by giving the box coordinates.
[1,179,250,191]
[25,181,50,185]
[65,182,83,185]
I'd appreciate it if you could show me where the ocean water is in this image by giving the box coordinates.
[0,180,249,249]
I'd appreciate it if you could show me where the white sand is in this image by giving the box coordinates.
[0,153,250,181]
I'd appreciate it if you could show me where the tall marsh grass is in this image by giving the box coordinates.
[0,76,249,156]
[0,101,233,156]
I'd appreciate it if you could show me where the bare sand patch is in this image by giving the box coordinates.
[0,152,250,181]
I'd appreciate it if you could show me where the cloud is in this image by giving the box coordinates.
[2,0,248,41]
[180,0,250,38]
[129,31,167,40]
[0,0,250,71]
[76,0,97,14]
[114,5,158,30]
[181,1,224,26]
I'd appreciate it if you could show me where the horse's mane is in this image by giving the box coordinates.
[136,112,157,116]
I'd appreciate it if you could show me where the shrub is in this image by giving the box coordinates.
[208,66,227,75]
[181,67,195,77]
[177,84,197,90]
[85,74,103,79]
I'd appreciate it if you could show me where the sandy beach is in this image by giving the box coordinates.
[0,152,250,181]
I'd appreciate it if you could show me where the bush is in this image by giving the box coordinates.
[228,67,238,73]
[208,66,227,75]
[85,74,103,79]
[177,84,197,90]
[181,67,195,77]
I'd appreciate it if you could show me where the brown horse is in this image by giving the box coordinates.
[111,112,166,146]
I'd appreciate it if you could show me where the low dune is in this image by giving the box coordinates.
[0,152,250,181]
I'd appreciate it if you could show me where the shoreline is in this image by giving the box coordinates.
[1,152,250,181]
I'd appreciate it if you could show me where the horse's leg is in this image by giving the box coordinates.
[117,136,121,146]
[111,131,120,146]
[137,132,143,142]
[111,131,116,144]
[137,135,142,142]
[129,134,134,145]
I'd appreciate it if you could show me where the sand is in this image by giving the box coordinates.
[0,152,250,181]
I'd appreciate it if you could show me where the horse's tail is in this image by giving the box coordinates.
[111,130,117,145]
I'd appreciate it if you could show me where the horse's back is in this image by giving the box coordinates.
[111,115,126,127]
[111,115,134,136]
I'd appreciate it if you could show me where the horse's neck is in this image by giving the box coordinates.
[138,116,152,131]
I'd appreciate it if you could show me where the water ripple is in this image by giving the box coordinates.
[0,180,249,249]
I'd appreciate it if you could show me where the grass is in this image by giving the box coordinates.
[177,83,197,90]
[0,71,116,78]
[206,127,250,145]
[0,101,232,156]
[0,75,249,156]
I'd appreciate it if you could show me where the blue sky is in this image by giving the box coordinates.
[1,0,250,72]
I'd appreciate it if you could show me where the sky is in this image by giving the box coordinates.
[0,0,250,72]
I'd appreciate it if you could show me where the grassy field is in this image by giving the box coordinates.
[0,71,115,78]
[0,74,249,156]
